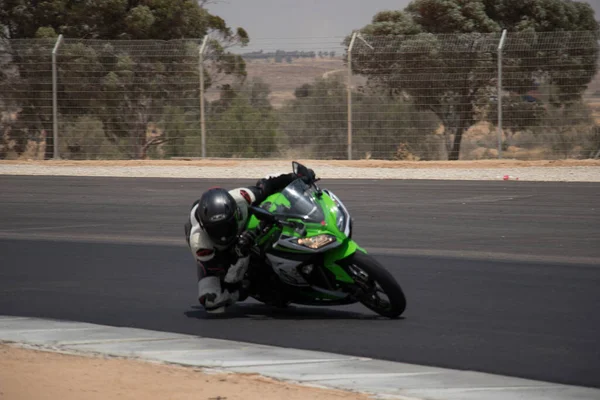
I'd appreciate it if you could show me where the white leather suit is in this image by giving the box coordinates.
[184,173,296,313]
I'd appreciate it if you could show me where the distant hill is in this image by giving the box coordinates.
[206,57,347,108]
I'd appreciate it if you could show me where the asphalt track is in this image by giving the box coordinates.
[1,176,599,388]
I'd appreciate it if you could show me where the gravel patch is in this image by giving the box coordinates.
[1,160,599,181]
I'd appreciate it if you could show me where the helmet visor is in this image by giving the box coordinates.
[205,217,238,246]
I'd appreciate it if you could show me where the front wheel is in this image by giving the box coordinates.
[344,252,406,318]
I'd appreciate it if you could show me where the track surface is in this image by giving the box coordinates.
[1,176,599,388]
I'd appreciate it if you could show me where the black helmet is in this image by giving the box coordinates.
[196,188,239,246]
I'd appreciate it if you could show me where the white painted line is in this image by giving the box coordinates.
[0,223,109,233]
[58,337,186,345]
[426,385,568,392]
[216,358,365,367]
[301,372,444,382]
[0,231,182,246]
[0,317,29,321]
[0,327,99,333]
[135,351,361,366]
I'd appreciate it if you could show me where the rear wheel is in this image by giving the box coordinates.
[344,252,406,318]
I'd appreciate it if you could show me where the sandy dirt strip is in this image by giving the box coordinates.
[0,344,370,400]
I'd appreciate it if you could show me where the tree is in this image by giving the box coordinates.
[0,35,55,158]
[352,88,441,160]
[483,94,546,146]
[349,0,599,160]
[61,116,123,160]
[203,78,279,158]
[280,76,439,159]
[0,0,249,159]
[75,39,204,159]
[530,82,596,158]
[280,77,349,158]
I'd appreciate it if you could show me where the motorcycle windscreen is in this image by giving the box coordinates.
[269,179,325,223]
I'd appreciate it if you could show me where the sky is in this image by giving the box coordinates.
[206,0,600,52]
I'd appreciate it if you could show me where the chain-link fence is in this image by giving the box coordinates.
[1,31,598,161]
[501,31,600,160]
[1,38,202,160]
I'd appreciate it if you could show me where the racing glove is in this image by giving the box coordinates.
[235,229,258,258]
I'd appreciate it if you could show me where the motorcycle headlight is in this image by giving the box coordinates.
[295,234,336,249]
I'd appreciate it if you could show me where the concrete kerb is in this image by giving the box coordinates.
[2,316,600,400]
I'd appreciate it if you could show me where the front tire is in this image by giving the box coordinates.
[344,251,406,318]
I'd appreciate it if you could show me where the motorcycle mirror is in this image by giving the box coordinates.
[250,206,276,223]
[292,161,311,180]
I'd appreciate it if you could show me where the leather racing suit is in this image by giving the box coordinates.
[184,173,296,313]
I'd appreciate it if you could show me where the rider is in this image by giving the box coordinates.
[184,169,315,313]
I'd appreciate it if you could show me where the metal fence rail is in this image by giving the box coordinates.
[1,31,598,161]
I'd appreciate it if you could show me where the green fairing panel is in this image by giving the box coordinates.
[246,192,285,231]
[246,215,260,230]
[323,239,366,283]
[248,184,368,284]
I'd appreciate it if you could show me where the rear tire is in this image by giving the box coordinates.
[344,251,406,318]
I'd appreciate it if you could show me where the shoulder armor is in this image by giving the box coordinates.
[189,204,216,261]
[228,188,256,232]
[229,188,256,205]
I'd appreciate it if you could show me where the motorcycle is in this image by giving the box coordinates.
[243,161,406,318]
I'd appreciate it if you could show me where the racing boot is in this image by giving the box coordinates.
[198,276,239,313]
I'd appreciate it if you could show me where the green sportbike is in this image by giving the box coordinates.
[243,161,406,318]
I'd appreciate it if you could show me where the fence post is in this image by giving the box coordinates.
[52,34,64,160]
[199,36,209,158]
[347,32,358,160]
[497,29,507,159]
